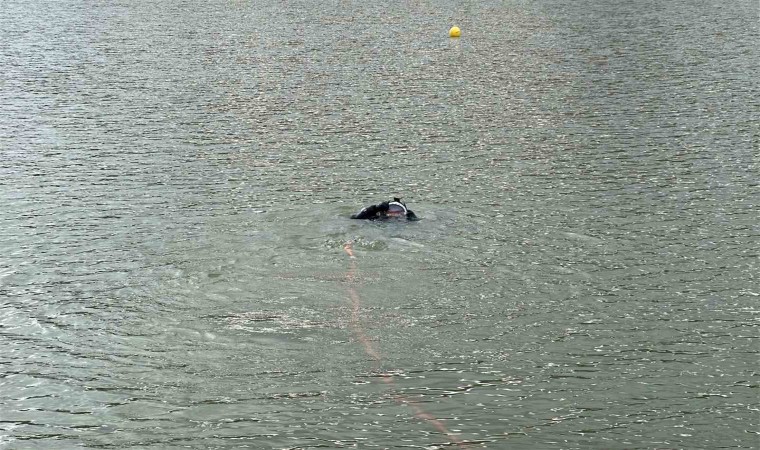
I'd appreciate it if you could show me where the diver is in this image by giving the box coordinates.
[350,198,418,221]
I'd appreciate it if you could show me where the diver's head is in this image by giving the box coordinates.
[386,200,408,217]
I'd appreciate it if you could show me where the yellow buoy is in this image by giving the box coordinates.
[449,26,461,38]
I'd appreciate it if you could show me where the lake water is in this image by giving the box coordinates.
[1,0,758,448]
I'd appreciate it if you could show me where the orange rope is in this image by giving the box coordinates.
[343,241,468,447]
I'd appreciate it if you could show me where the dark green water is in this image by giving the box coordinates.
[1,0,758,448]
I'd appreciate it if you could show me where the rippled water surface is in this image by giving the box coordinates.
[1,0,758,448]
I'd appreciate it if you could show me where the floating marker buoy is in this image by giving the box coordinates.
[449,26,461,38]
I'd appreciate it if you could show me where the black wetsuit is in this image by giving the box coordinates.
[350,199,418,221]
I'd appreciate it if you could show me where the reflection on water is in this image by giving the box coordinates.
[1,0,757,448]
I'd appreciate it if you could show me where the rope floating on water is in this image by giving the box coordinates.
[343,241,468,447]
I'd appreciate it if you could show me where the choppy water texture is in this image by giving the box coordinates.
[1,0,758,448]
